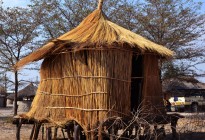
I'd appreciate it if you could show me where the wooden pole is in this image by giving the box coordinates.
[16,119,22,140]
[66,124,72,139]
[74,124,80,140]
[61,128,66,139]
[171,117,178,139]
[42,124,45,140]
[33,123,41,140]
[30,124,36,140]
[97,0,104,10]
[46,127,52,140]
[54,127,58,140]
[109,125,114,140]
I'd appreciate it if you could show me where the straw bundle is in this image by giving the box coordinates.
[15,9,173,69]
[26,49,132,130]
[15,1,173,137]
[142,54,165,114]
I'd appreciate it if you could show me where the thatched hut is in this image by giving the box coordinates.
[15,0,173,139]
[7,83,37,101]
[7,83,37,112]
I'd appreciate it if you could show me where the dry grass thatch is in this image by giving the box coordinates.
[16,3,171,138]
[15,9,173,69]
[21,51,165,132]
[142,55,165,114]
[25,50,132,131]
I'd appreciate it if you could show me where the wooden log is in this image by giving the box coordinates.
[46,127,52,140]
[33,123,41,140]
[66,124,73,140]
[13,117,35,124]
[61,128,66,139]
[109,125,114,140]
[30,124,36,140]
[42,124,45,140]
[171,118,178,139]
[16,119,22,140]
[169,113,184,139]
[53,127,58,140]
[74,124,80,140]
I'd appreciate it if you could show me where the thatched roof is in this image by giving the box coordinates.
[16,5,173,69]
[7,83,37,100]
[163,77,205,92]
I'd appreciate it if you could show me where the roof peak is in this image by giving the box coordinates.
[97,0,104,10]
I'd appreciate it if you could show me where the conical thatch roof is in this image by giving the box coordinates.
[18,83,37,98]
[16,8,173,68]
[7,83,37,100]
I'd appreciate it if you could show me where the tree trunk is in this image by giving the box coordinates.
[14,71,18,116]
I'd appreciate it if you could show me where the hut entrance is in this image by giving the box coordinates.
[131,55,143,112]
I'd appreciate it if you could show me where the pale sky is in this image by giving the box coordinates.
[2,0,30,8]
[1,0,205,84]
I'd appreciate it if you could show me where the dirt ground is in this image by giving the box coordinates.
[1,107,205,140]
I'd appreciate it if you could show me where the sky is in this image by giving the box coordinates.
[2,0,30,7]
[1,0,205,83]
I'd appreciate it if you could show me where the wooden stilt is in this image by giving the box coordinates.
[61,128,66,139]
[53,127,58,140]
[42,124,45,140]
[46,127,52,140]
[66,123,73,140]
[33,123,41,140]
[16,119,22,140]
[30,123,36,140]
[171,117,178,139]
[74,124,80,140]
[109,125,114,140]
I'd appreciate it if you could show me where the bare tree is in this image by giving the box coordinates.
[0,6,40,115]
[29,0,205,80]
[29,0,138,39]
[134,0,205,80]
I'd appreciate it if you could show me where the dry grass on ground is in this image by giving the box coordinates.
[0,107,205,140]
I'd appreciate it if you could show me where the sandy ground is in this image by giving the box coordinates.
[0,106,36,140]
[1,107,205,140]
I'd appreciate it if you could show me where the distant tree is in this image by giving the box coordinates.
[0,6,40,115]
[0,73,10,90]
[29,0,205,80]
[29,0,137,39]
[134,0,205,80]
[28,0,205,81]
